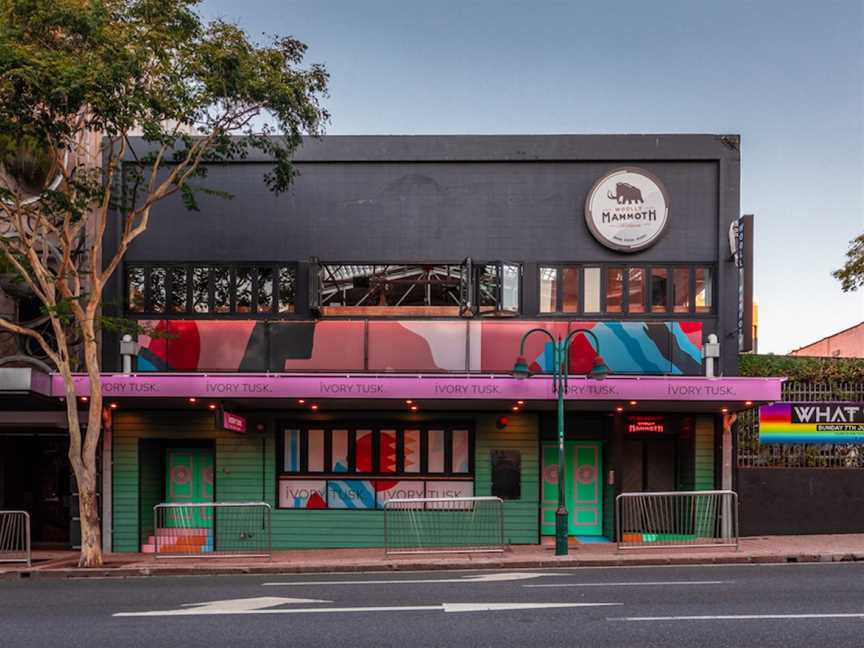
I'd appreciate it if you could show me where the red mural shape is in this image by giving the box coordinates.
[379,431,397,473]
[306,492,327,509]
[282,321,365,371]
[368,322,439,371]
[355,431,373,472]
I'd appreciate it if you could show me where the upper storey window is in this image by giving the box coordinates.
[314,260,520,317]
[539,264,713,316]
[126,263,296,316]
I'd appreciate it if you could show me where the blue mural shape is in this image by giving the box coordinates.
[327,480,377,509]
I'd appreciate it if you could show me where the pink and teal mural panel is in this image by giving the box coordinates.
[277,478,472,509]
[136,319,703,375]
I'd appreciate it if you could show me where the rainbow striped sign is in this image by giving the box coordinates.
[759,402,864,444]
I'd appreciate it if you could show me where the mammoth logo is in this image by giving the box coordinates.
[607,182,643,205]
[585,167,669,252]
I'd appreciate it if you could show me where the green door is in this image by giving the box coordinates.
[165,448,214,529]
[541,441,603,536]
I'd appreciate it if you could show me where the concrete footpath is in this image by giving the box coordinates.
[3,534,864,580]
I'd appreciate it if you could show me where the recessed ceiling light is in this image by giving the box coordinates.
[512,406,520,411]
[745,401,753,406]
[629,400,637,406]
[615,406,624,413]
[517,400,524,405]
[109,402,118,409]
[187,397,197,404]
[311,404,319,411]
[208,403,217,410]
[721,407,729,413]
[298,399,305,404]
[410,405,418,411]
[405,400,413,404]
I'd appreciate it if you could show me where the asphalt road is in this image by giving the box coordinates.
[3,562,864,648]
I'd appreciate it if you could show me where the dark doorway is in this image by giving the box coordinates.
[623,438,677,492]
[0,434,72,547]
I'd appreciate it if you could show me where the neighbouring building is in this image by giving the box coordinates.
[789,321,864,359]
[3,135,783,552]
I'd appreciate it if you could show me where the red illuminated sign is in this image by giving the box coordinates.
[627,416,665,434]
[219,410,247,434]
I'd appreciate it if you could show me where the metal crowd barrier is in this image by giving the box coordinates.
[616,490,739,551]
[0,511,31,566]
[384,496,505,556]
[153,502,272,559]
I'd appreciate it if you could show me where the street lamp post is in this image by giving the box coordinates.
[512,328,609,557]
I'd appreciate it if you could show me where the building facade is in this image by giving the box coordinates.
[48,134,781,552]
[789,321,864,358]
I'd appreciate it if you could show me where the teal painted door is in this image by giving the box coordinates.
[541,441,603,536]
[165,448,214,528]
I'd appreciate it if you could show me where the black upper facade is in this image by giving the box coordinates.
[104,134,743,374]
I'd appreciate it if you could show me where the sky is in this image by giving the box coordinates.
[199,0,864,354]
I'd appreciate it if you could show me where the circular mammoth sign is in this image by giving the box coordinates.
[584,167,670,252]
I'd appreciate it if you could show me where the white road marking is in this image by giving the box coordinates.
[263,572,566,586]
[525,580,732,588]
[115,597,331,616]
[114,599,620,617]
[442,602,620,613]
[610,613,864,622]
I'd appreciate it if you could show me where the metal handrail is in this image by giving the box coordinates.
[0,510,31,566]
[153,502,271,559]
[616,490,739,551]
[384,496,505,556]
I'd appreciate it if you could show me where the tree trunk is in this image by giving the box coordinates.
[75,466,103,567]
[77,316,105,568]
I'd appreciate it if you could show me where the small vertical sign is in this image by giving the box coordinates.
[737,214,754,352]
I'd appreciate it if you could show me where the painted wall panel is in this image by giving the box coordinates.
[136,319,703,375]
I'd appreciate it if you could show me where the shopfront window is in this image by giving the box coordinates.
[606,267,624,313]
[539,266,580,313]
[319,264,464,316]
[127,267,146,313]
[673,268,690,313]
[317,261,520,317]
[539,267,558,312]
[539,264,712,316]
[561,267,579,312]
[650,268,668,313]
[278,424,474,509]
[695,267,713,313]
[628,268,645,313]
[583,267,601,313]
[124,263,297,317]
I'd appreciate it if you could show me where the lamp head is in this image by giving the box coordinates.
[512,356,531,380]
[589,355,610,380]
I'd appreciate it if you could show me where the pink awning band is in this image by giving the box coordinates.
[51,373,783,402]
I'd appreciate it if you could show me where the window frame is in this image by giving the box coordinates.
[124,262,298,319]
[276,422,475,479]
[537,263,716,318]
[313,259,522,319]
[276,421,475,511]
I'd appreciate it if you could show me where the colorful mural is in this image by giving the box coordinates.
[331,429,349,472]
[136,319,703,375]
[403,430,421,473]
[379,430,397,473]
[278,479,327,509]
[355,430,373,472]
[277,478,473,509]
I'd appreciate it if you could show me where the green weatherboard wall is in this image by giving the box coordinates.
[694,416,716,490]
[111,411,540,552]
